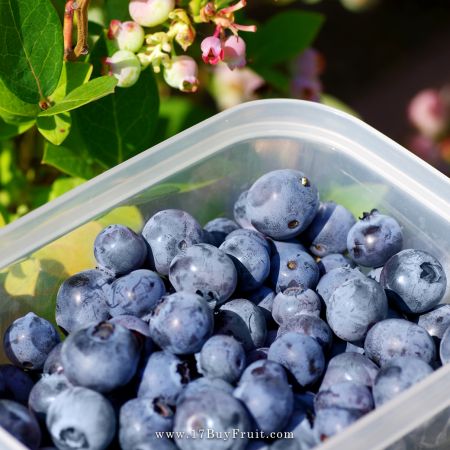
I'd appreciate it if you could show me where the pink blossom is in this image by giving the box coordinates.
[293,48,325,78]
[164,55,199,93]
[291,76,322,102]
[201,36,224,65]
[223,35,246,70]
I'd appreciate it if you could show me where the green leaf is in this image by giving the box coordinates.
[75,70,159,167]
[246,11,324,66]
[106,0,130,22]
[39,76,118,116]
[48,176,85,201]
[0,78,40,123]
[50,62,93,103]
[36,112,71,145]
[251,66,290,95]
[97,206,144,232]
[0,116,34,140]
[0,0,63,103]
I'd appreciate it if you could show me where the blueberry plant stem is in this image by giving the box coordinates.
[64,0,90,61]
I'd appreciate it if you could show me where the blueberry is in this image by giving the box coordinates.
[108,269,166,318]
[315,381,374,414]
[204,217,240,246]
[278,315,332,351]
[284,393,317,449]
[240,359,288,384]
[234,372,293,433]
[220,235,270,292]
[372,356,433,407]
[0,400,41,449]
[272,287,321,326]
[0,364,35,405]
[316,266,365,306]
[169,243,237,305]
[42,344,64,376]
[380,249,447,314]
[149,292,213,354]
[28,374,72,422]
[319,353,379,390]
[247,286,276,322]
[142,209,204,275]
[268,332,325,387]
[347,209,403,267]
[177,377,234,405]
[440,326,450,365]
[109,315,152,337]
[233,189,253,229]
[46,387,116,450]
[56,269,112,333]
[94,224,147,275]
[245,348,269,366]
[364,319,436,366]
[196,335,246,383]
[304,201,355,256]
[119,397,173,450]
[61,322,140,392]
[138,351,190,405]
[417,304,450,342]
[3,312,60,371]
[174,390,250,450]
[226,228,271,254]
[216,299,267,351]
[246,169,319,239]
[318,253,356,276]
[327,277,388,342]
[270,242,319,292]
[313,407,362,442]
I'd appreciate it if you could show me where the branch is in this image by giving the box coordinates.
[63,0,75,60]
[63,0,90,61]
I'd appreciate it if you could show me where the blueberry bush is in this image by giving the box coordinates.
[0,0,326,225]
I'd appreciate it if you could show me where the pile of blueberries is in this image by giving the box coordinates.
[0,168,449,450]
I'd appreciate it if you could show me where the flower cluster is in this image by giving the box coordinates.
[407,87,450,172]
[105,0,255,92]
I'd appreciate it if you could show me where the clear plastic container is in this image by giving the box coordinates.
[0,99,449,450]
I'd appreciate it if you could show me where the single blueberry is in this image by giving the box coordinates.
[3,312,60,371]
[277,315,333,351]
[177,377,234,405]
[364,319,436,366]
[347,209,403,268]
[196,335,246,383]
[46,387,116,450]
[174,389,250,450]
[149,292,213,354]
[440,326,450,365]
[61,321,140,393]
[204,217,240,246]
[169,243,237,306]
[372,356,433,407]
[0,400,41,449]
[314,381,374,414]
[56,269,112,334]
[43,343,64,375]
[216,299,267,351]
[233,189,254,230]
[319,352,379,390]
[119,397,173,450]
[318,253,356,276]
[327,277,388,342]
[268,332,325,387]
[234,373,294,433]
[270,241,319,292]
[416,305,450,343]
[313,407,363,443]
[246,169,319,239]
[108,269,166,319]
[272,287,321,326]
[240,359,288,385]
[226,228,271,254]
[138,351,191,405]
[0,364,35,405]
[381,249,447,314]
[142,209,204,275]
[316,266,366,306]
[220,235,270,292]
[304,201,356,257]
[28,374,72,422]
[94,224,147,275]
